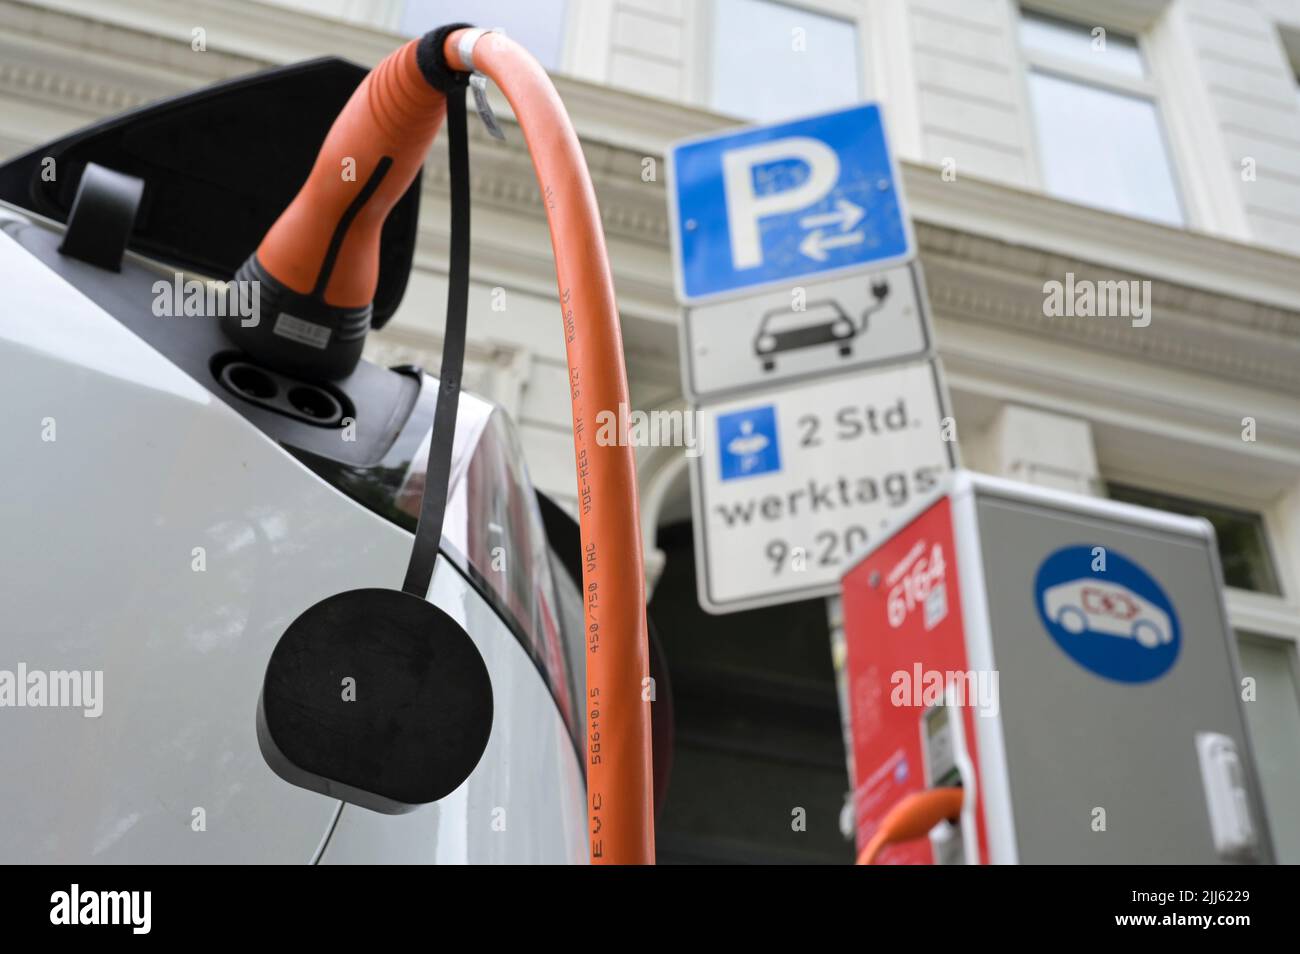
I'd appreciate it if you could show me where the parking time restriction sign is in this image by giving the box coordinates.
[690,360,956,613]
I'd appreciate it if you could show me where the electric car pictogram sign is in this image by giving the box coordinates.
[1034,545,1182,684]
[668,103,914,303]
[680,263,933,400]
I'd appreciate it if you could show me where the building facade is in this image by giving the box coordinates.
[3,0,1297,862]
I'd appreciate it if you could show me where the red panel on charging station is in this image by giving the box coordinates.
[841,495,989,864]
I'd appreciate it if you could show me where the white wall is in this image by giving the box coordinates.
[1177,0,1300,252]
[906,0,1038,185]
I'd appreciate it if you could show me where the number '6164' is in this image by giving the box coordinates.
[887,544,946,628]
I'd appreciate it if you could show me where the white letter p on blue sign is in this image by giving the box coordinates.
[723,137,839,270]
[669,104,913,303]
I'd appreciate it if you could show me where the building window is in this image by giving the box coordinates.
[1283,30,1300,121]
[1236,633,1300,863]
[1018,9,1184,226]
[399,0,568,70]
[707,0,860,122]
[1293,52,1300,128]
[1107,483,1282,595]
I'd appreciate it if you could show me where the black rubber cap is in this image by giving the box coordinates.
[257,587,494,814]
[416,23,475,91]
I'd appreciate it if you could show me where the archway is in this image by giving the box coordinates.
[637,427,854,864]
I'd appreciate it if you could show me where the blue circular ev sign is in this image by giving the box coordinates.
[1034,545,1180,684]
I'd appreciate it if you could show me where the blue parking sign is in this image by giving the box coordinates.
[669,104,914,303]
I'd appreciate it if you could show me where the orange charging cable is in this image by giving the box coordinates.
[856,787,963,865]
[252,27,655,864]
[444,29,654,865]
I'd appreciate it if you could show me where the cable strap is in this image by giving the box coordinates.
[402,74,470,597]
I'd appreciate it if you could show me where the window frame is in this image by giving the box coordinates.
[1281,27,1300,125]
[1234,629,1300,863]
[1105,481,1285,597]
[1238,630,1300,717]
[692,0,869,120]
[1102,466,1300,648]
[1014,5,1191,227]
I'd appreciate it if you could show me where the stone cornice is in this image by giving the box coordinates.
[0,0,267,102]
[919,222,1300,396]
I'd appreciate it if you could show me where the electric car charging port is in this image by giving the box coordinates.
[213,353,351,428]
[286,385,341,423]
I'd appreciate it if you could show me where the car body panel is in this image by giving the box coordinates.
[0,223,585,863]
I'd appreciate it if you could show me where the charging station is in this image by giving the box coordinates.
[841,471,1274,864]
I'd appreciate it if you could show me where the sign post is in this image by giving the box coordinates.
[667,102,958,840]
[668,102,956,612]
